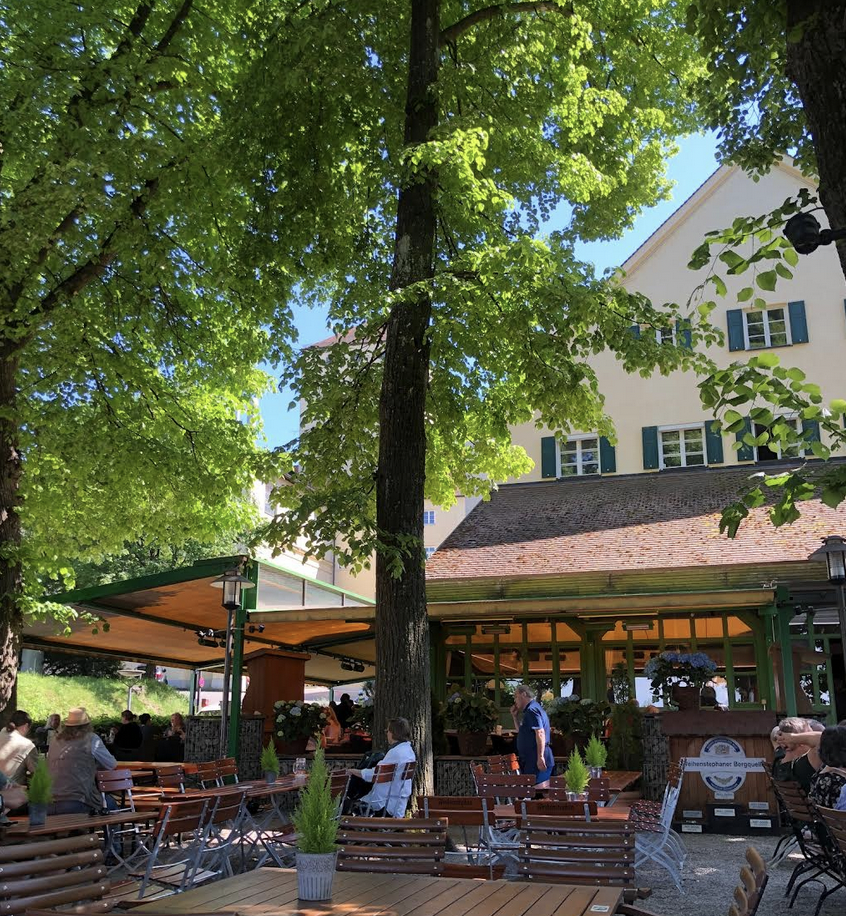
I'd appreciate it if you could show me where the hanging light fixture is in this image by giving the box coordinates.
[210,568,255,610]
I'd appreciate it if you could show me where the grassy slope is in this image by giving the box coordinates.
[18,672,189,722]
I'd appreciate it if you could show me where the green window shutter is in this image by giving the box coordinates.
[788,300,808,343]
[736,417,754,461]
[705,421,724,464]
[541,436,557,478]
[802,418,821,445]
[629,324,641,339]
[726,309,745,351]
[599,437,616,474]
[642,426,659,470]
[676,319,693,349]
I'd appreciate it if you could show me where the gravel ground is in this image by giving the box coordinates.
[639,832,844,916]
[448,830,845,916]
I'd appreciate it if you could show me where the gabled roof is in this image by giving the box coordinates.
[621,157,815,279]
[425,462,846,587]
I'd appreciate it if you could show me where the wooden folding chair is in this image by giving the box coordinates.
[518,817,636,887]
[113,798,212,902]
[154,765,186,793]
[772,777,839,908]
[330,770,350,816]
[421,795,487,863]
[214,757,240,785]
[192,786,249,881]
[95,769,155,871]
[487,754,520,775]
[383,760,415,817]
[0,835,109,916]
[475,773,536,872]
[337,816,446,875]
[194,761,222,789]
[815,807,846,916]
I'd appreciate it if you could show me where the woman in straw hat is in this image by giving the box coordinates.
[47,707,116,814]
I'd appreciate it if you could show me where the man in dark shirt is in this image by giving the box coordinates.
[511,684,554,788]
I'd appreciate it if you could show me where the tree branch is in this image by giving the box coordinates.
[155,0,194,53]
[441,2,569,44]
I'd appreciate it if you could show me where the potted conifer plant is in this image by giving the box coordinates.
[584,734,608,779]
[293,747,338,900]
[564,748,590,801]
[28,757,53,826]
[261,741,279,784]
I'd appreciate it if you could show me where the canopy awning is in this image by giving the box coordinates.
[25,555,376,685]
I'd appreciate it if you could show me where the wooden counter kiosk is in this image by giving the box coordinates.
[661,709,778,834]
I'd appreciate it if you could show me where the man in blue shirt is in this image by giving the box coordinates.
[511,684,554,788]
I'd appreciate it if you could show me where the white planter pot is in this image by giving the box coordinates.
[297,850,338,901]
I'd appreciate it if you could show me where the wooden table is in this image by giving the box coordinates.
[2,808,154,839]
[602,771,641,794]
[120,761,199,775]
[134,867,624,916]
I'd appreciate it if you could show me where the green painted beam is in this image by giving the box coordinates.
[228,562,258,757]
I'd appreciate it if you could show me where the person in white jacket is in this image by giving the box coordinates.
[349,717,416,817]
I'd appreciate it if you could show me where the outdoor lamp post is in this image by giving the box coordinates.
[808,537,846,710]
[785,211,846,255]
[211,568,255,755]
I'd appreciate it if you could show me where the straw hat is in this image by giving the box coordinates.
[63,707,91,727]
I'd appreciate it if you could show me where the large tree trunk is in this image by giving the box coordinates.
[0,345,22,725]
[786,0,846,279]
[374,0,440,795]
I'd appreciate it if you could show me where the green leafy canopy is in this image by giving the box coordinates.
[240,1,719,568]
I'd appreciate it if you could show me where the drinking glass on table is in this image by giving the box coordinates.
[294,757,307,782]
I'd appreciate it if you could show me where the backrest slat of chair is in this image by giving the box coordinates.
[370,763,398,784]
[772,778,817,824]
[96,768,135,793]
[522,799,598,819]
[0,834,102,864]
[476,773,536,801]
[421,795,485,826]
[209,788,247,826]
[158,799,207,837]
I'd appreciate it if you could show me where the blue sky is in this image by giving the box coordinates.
[258,132,721,449]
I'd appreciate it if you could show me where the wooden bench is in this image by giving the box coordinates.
[0,835,109,916]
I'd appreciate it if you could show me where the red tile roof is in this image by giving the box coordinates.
[425,463,846,581]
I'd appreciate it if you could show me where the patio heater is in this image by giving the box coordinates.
[808,535,846,704]
[211,567,255,756]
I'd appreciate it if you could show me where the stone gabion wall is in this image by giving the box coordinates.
[185,715,264,779]
[641,713,669,801]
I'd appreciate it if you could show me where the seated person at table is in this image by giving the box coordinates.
[322,705,343,746]
[138,713,156,761]
[47,707,117,815]
[0,771,27,823]
[348,717,415,817]
[112,709,144,760]
[775,718,824,793]
[0,710,38,784]
[809,725,846,809]
[337,693,356,730]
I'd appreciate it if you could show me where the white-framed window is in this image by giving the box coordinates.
[559,434,600,476]
[424,547,436,560]
[753,417,803,461]
[423,510,436,525]
[658,424,706,469]
[655,326,676,345]
[743,307,790,349]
